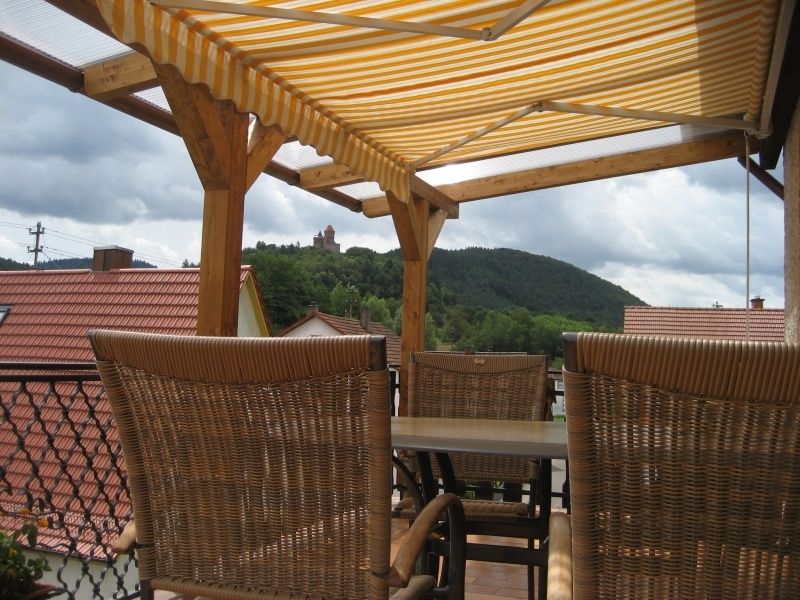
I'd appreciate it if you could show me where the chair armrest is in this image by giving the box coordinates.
[382,493,465,590]
[110,520,137,554]
[547,512,573,600]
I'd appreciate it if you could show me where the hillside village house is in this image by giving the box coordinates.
[0,246,270,597]
[281,306,403,407]
[1,1,799,598]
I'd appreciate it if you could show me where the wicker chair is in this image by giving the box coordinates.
[89,331,466,600]
[397,352,552,599]
[400,351,551,521]
[551,332,800,600]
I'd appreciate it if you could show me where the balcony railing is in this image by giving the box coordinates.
[0,362,138,600]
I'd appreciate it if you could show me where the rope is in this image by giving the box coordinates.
[745,134,751,341]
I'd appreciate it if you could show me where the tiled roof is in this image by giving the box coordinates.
[0,266,257,559]
[624,306,785,342]
[282,309,402,366]
[0,267,254,362]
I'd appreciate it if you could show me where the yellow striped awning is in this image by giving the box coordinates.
[97,0,781,201]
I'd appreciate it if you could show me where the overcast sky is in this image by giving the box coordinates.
[0,60,786,309]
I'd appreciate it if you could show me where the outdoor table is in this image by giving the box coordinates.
[391,416,568,600]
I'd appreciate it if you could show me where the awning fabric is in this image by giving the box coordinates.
[97,0,780,201]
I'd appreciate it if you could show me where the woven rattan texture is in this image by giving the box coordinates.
[565,333,800,599]
[408,353,548,483]
[92,332,391,600]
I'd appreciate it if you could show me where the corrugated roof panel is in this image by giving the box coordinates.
[133,87,171,112]
[417,124,728,186]
[272,140,334,170]
[0,0,129,68]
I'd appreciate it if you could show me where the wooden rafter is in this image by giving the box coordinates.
[411,176,458,218]
[738,156,785,200]
[83,51,158,101]
[361,132,752,217]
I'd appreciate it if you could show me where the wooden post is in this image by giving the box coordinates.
[155,63,285,336]
[388,187,450,414]
[388,190,426,414]
[786,100,800,343]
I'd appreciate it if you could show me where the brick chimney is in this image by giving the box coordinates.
[93,246,133,271]
[750,296,765,310]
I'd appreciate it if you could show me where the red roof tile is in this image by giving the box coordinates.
[624,306,785,342]
[0,267,257,362]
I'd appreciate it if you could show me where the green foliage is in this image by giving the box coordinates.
[455,307,614,360]
[362,295,395,329]
[0,512,51,600]
[424,313,440,350]
[428,247,644,328]
[239,242,641,346]
[35,257,155,269]
[0,257,30,271]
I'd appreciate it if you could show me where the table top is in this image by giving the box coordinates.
[391,416,568,459]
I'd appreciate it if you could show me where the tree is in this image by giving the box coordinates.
[362,295,393,328]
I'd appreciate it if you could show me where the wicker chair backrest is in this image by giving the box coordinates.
[408,352,549,483]
[563,332,800,600]
[91,331,390,600]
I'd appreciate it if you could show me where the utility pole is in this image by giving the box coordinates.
[28,221,44,268]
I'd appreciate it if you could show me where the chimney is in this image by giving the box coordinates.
[750,296,764,310]
[360,306,372,331]
[93,246,133,271]
[307,303,319,315]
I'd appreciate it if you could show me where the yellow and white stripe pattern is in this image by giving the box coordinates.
[98,0,780,194]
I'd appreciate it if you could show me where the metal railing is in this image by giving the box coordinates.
[0,362,138,600]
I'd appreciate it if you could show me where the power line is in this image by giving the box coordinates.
[0,221,28,230]
[46,226,183,267]
[0,221,185,268]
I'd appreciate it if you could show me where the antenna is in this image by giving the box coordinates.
[27,221,44,268]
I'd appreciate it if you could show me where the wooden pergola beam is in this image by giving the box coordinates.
[411,176,458,218]
[361,132,752,217]
[737,155,785,200]
[157,62,251,336]
[299,163,361,190]
[83,51,158,101]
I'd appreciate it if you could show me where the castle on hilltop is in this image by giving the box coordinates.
[313,225,340,253]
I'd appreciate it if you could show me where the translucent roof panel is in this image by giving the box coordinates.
[0,0,129,68]
[335,182,382,201]
[335,124,732,200]
[417,125,731,188]
[134,88,170,113]
[272,141,333,170]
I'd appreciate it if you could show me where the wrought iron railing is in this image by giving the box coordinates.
[0,362,138,600]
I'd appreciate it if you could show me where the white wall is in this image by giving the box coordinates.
[282,319,339,337]
[237,288,265,336]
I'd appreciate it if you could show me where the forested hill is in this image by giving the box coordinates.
[428,247,645,328]
[0,257,156,270]
[241,243,645,332]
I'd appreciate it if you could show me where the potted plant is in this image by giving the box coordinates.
[0,509,53,600]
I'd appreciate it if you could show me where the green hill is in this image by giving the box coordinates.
[0,257,156,270]
[241,243,645,331]
[428,247,645,328]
